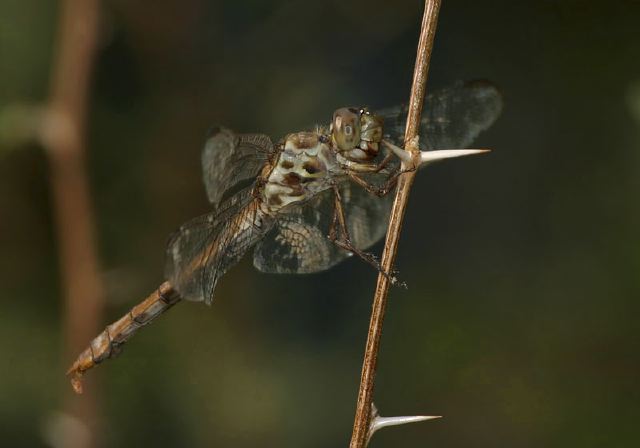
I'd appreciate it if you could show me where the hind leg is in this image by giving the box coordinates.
[327,185,404,287]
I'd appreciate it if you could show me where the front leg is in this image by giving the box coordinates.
[341,142,396,174]
[347,165,416,198]
[346,142,417,197]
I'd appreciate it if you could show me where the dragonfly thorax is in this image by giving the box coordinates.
[261,131,339,213]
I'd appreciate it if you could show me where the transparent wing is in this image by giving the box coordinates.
[253,179,392,274]
[379,80,503,150]
[253,189,339,274]
[202,127,275,207]
[166,189,270,303]
[252,211,341,274]
[338,176,393,251]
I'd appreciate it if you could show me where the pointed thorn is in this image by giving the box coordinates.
[420,148,491,165]
[382,140,413,164]
[372,415,442,433]
[367,404,442,445]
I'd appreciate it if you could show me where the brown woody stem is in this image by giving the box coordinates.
[348,1,442,447]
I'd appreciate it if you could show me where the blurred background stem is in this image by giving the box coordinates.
[42,0,103,446]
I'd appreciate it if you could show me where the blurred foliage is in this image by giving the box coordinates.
[1,0,640,447]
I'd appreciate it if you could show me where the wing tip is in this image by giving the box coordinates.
[463,79,504,109]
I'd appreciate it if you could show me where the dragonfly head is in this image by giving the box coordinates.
[331,107,384,161]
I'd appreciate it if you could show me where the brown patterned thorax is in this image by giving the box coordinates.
[260,131,339,213]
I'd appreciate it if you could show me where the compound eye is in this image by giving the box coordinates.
[332,107,361,150]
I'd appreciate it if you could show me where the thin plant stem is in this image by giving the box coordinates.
[348,1,442,447]
[42,0,103,446]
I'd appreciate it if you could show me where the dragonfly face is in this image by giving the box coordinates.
[331,107,384,163]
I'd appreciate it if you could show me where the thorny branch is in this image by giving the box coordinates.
[349,1,442,447]
[42,0,103,446]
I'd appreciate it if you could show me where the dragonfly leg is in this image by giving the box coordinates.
[328,185,405,287]
[328,195,340,242]
[347,165,416,198]
[372,151,395,173]
[347,173,388,197]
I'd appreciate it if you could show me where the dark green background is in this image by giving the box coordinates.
[1,0,639,446]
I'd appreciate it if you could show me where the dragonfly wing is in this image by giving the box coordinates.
[380,80,503,150]
[253,189,339,274]
[202,127,275,207]
[252,216,342,274]
[253,180,392,274]
[166,189,269,303]
[340,177,393,250]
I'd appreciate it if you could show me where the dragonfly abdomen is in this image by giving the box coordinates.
[67,282,181,393]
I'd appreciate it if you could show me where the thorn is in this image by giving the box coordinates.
[420,148,491,165]
[366,403,441,445]
[382,139,413,164]
[383,140,490,170]
[372,414,441,432]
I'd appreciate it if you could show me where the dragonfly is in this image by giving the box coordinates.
[67,80,502,392]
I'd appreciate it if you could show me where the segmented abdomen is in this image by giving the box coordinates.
[67,282,181,393]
